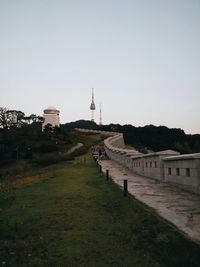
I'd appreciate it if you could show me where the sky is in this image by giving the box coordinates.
[0,0,200,134]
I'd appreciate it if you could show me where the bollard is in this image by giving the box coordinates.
[123,179,128,196]
[99,164,102,173]
[106,169,109,180]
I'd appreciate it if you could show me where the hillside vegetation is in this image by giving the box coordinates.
[63,120,200,154]
[0,119,200,266]
[0,153,200,267]
[0,120,102,183]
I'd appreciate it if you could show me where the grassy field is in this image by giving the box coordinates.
[0,152,200,266]
[0,131,103,182]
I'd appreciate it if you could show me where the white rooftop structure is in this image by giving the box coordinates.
[43,106,60,129]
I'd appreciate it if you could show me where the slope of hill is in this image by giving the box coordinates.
[1,152,200,267]
[62,120,200,154]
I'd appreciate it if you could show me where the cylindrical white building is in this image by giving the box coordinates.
[43,106,60,129]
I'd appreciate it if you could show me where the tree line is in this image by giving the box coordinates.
[63,120,200,154]
[0,107,72,167]
[1,105,199,166]
[0,107,44,129]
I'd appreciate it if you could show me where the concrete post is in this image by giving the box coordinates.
[106,169,109,180]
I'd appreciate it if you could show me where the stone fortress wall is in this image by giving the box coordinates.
[75,128,200,194]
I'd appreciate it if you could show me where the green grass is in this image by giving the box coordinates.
[0,154,200,267]
[0,131,102,183]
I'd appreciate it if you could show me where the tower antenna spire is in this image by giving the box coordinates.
[99,104,102,125]
[90,88,96,122]
[92,88,94,101]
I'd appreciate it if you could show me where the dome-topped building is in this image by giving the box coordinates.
[43,106,60,129]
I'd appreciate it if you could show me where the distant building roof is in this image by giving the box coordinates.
[43,106,60,114]
[47,106,57,110]
[141,150,180,158]
[163,153,200,161]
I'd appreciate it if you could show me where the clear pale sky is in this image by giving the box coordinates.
[0,0,200,134]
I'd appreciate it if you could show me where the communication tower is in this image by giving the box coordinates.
[90,88,96,122]
[99,104,103,125]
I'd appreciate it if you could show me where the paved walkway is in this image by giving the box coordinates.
[99,159,200,243]
[66,143,83,155]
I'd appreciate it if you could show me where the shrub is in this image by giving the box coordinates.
[31,153,73,166]
[37,143,59,153]
[0,160,31,181]
[70,146,88,157]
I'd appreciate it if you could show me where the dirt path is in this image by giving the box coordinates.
[66,142,83,155]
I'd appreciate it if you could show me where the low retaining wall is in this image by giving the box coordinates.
[104,133,200,194]
[75,128,200,194]
[75,128,118,136]
[163,154,200,194]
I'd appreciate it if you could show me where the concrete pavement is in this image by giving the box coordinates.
[99,159,200,243]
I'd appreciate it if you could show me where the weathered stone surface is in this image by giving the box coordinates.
[100,159,200,243]
[104,132,200,194]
